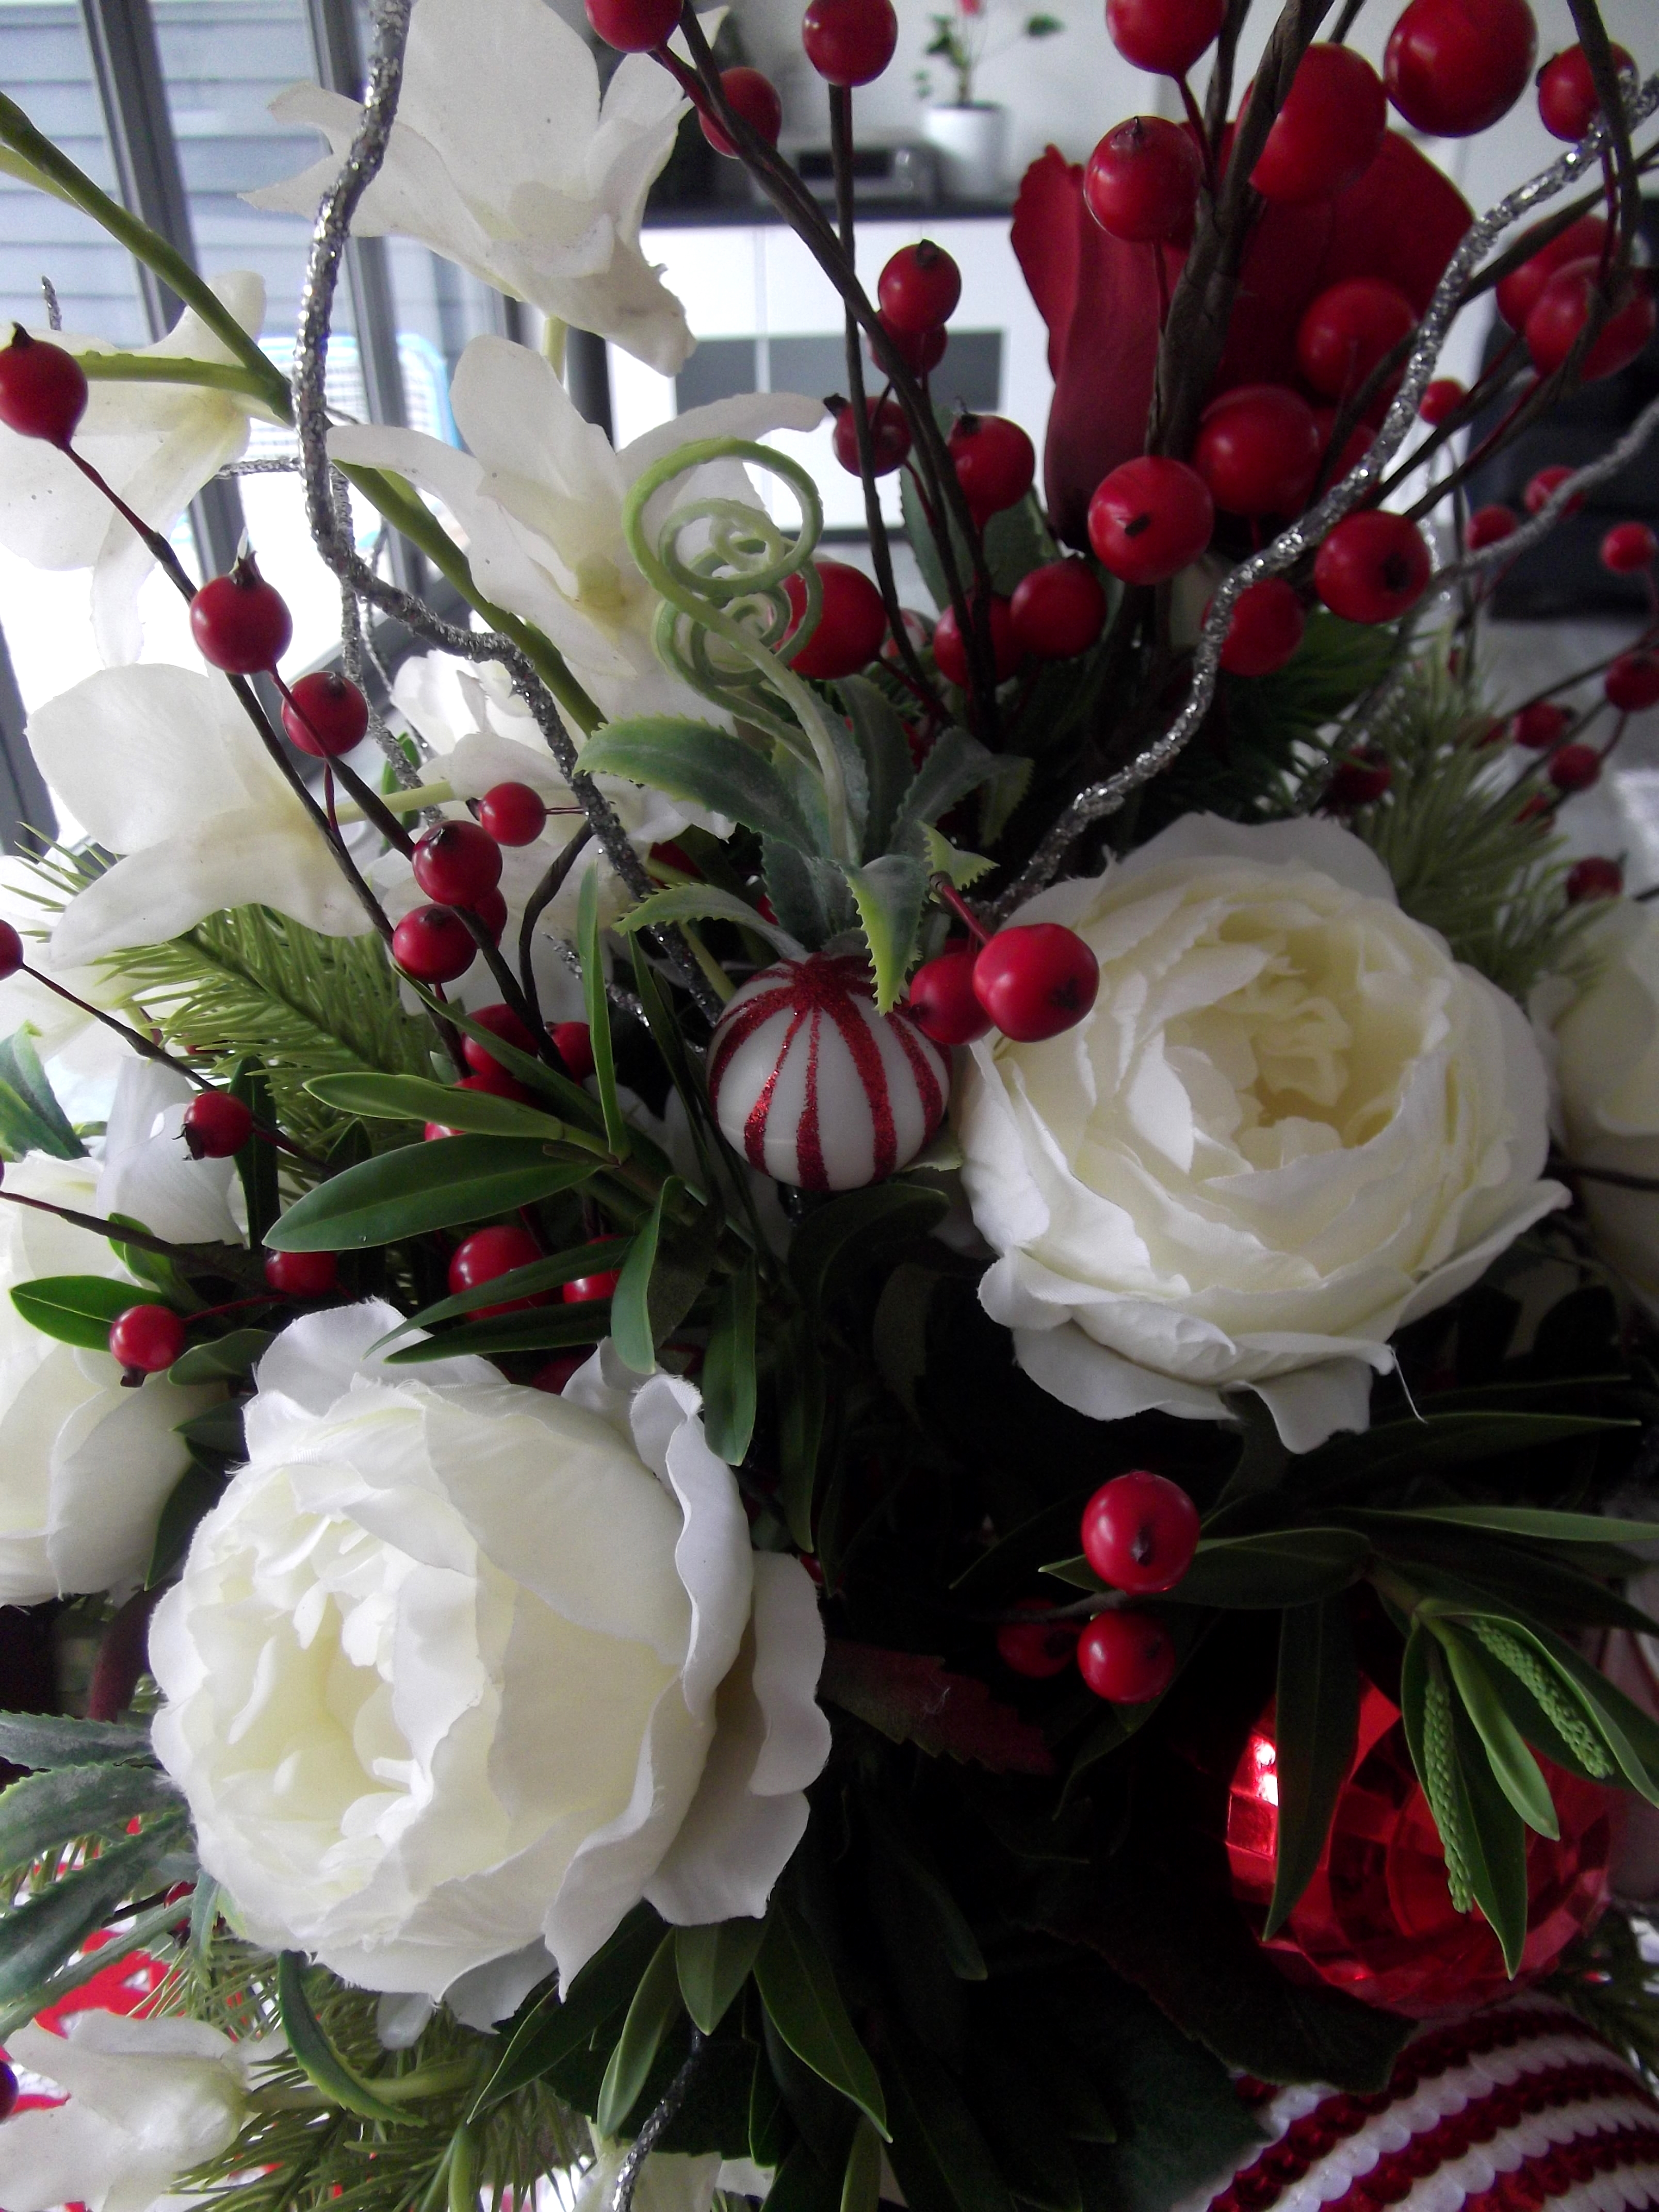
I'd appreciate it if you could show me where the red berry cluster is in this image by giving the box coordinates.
[388,785,558,985]
[908,921,1100,1048]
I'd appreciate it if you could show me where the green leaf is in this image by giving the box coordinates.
[612,1177,675,1376]
[755,1899,888,2137]
[891,728,1000,851]
[173,1403,245,1456]
[880,2020,1015,2212]
[372,1239,629,1346]
[1157,1528,1370,1609]
[229,1058,280,1249]
[921,826,994,889]
[1447,1694,1530,1975]
[1503,1619,1659,1803]
[842,2116,882,2212]
[0,1894,192,2042]
[839,677,912,858]
[676,1916,769,2035]
[469,1905,663,2118]
[1405,1505,1659,1546]
[578,866,631,1162]
[305,1071,567,1141]
[769,2141,846,2212]
[0,1817,184,2007]
[148,1462,224,1588]
[1434,1622,1558,1838]
[384,1303,611,1364]
[1264,1599,1358,1939]
[788,1183,950,1310]
[764,839,855,949]
[267,1137,594,1250]
[580,719,823,851]
[403,986,601,1128]
[842,855,926,1013]
[0,1713,152,1769]
[616,884,805,961]
[10,1275,137,1351]
[598,1932,684,2136]
[751,2040,795,2168]
[703,1259,758,1465]
[862,1796,986,1980]
[277,1951,415,2124]
[608,1178,717,1377]
[0,1028,84,1160]
[169,1328,272,1384]
[0,1763,178,1866]
[776,1316,827,1552]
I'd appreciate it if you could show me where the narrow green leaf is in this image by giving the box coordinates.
[277,1951,415,2124]
[10,1275,138,1351]
[580,719,823,851]
[469,1905,662,2119]
[788,1184,950,1311]
[768,2141,845,2212]
[1504,1618,1659,1804]
[1264,1599,1358,1938]
[1159,1528,1370,1609]
[755,1899,888,2137]
[611,1177,680,1375]
[841,2117,882,2212]
[578,867,630,1161]
[0,1029,84,1160]
[148,1462,224,1588]
[384,1304,610,1364]
[617,884,805,961]
[371,1240,629,1347]
[306,1071,567,1141]
[0,1713,152,1769]
[0,1764,178,1867]
[1435,1622,1558,1838]
[229,1058,280,1249]
[267,1138,594,1250]
[750,2041,795,2168]
[841,855,926,1013]
[597,1933,684,2137]
[169,1328,272,1384]
[675,1916,769,2035]
[703,1259,758,1465]
[401,984,601,1128]
[1447,1696,1530,1976]
[0,1817,183,2006]
[880,2021,1015,2212]
[1406,1505,1659,1546]
[173,1403,245,1455]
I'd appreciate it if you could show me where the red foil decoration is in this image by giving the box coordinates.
[1226,1682,1618,2018]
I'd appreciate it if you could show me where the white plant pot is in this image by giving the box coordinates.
[923,104,1008,200]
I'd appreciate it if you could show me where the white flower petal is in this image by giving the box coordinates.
[100,1061,241,1247]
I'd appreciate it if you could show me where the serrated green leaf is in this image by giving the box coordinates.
[598,1933,684,2136]
[267,1138,594,1250]
[169,1328,271,1384]
[10,1275,137,1351]
[578,867,630,1162]
[0,1763,178,1867]
[891,728,1000,850]
[1434,1622,1558,1838]
[1264,1599,1358,1938]
[305,1071,566,1141]
[921,826,994,889]
[0,1817,183,2006]
[842,855,927,1012]
[277,1951,415,2124]
[580,720,823,851]
[755,1899,888,2137]
[616,884,805,961]
[0,1713,153,1769]
[839,677,912,859]
[703,1259,758,1465]
[676,1916,769,2035]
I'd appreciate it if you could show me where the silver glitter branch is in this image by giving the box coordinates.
[994,71,1659,918]
[289,0,720,1015]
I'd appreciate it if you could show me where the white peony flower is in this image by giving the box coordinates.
[100,1060,243,1248]
[150,1304,831,2019]
[0,2011,268,2212]
[0,274,272,662]
[28,663,376,967]
[0,1154,216,1607]
[957,815,1567,1454]
[1537,899,1659,1312]
[245,0,694,372]
[330,338,822,730]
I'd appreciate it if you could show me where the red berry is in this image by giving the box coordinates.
[1083,116,1202,243]
[877,241,961,334]
[449,1224,546,1316]
[783,560,888,678]
[531,1351,588,1394]
[997,1602,1081,1680]
[1466,503,1519,550]
[1606,653,1659,714]
[1215,577,1305,677]
[473,885,509,943]
[1193,384,1321,517]
[1523,464,1583,516]
[973,923,1100,1042]
[0,919,24,980]
[477,782,548,845]
[459,1065,531,1103]
[1087,456,1214,586]
[877,313,948,376]
[189,555,292,676]
[181,1090,253,1159]
[1512,701,1569,747]
[1295,279,1417,404]
[392,904,477,983]
[1249,45,1386,205]
[1104,0,1224,77]
[702,66,783,155]
[0,2058,16,2121]
[1516,791,1554,825]
[1566,856,1622,902]
[585,0,679,51]
[109,1304,186,1376]
[907,947,992,1045]
[1419,377,1466,425]
[1384,0,1536,136]
[425,1120,463,1141]
[0,325,88,447]
[802,0,897,84]
[413,820,503,909]
[1495,214,1608,330]
[1077,1611,1176,1703]
[1010,560,1108,661]
[948,413,1036,525]
[1537,42,1634,140]
[281,670,369,758]
[1549,742,1601,792]
[1327,747,1392,806]
[1313,511,1430,623]
[833,396,910,477]
[1601,522,1658,574]
[552,1020,596,1081]
[564,1270,622,1303]
[1526,262,1656,382]
[264,1249,339,1296]
[1080,1470,1200,1595]
[462,1002,536,1074]
[933,597,1019,687]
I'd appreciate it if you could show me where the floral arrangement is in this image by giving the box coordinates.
[0,1,1655,2210]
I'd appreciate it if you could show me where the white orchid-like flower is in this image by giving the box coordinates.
[0,2011,270,2212]
[331,337,822,729]
[101,1060,243,1248]
[28,663,374,968]
[246,0,694,372]
[0,274,273,662]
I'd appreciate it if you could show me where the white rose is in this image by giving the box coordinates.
[0,2011,268,2212]
[958,815,1566,1454]
[1538,900,1659,1311]
[150,1304,832,2022]
[0,1153,217,1605]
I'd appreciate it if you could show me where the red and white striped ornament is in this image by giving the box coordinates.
[1185,2000,1659,2212]
[708,953,949,1191]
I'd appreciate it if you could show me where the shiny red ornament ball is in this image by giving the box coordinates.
[877,241,961,333]
[477,782,548,845]
[0,326,88,446]
[109,1304,186,1376]
[1384,0,1536,137]
[189,556,292,675]
[1249,46,1387,205]
[563,1270,621,1304]
[907,947,992,1046]
[997,1602,1081,1680]
[801,0,898,85]
[1549,741,1601,791]
[1525,262,1656,383]
[392,904,477,983]
[1495,213,1608,330]
[1083,116,1202,243]
[265,1249,339,1296]
[1601,521,1658,574]
[413,820,503,909]
[585,0,679,51]
[552,1020,595,1081]
[1088,456,1214,585]
[1193,384,1322,517]
[833,395,910,477]
[1418,377,1466,425]
[1080,1471,1200,1595]
[1295,278,1417,404]
[182,1090,252,1159]
[701,67,783,155]
[973,923,1100,1043]
[0,920,22,981]
[1607,653,1659,714]
[933,596,1019,687]
[948,413,1036,524]
[1104,0,1224,77]
[281,670,369,758]
[1313,511,1430,624]
[1567,855,1623,902]
[1537,41,1634,141]
[1010,560,1108,661]
[449,1225,546,1317]
[783,560,888,679]
[1466,502,1520,549]
[1077,1612,1176,1704]
[1216,578,1305,677]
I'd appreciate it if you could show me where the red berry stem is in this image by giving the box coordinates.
[0,1186,267,1284]
[930,873,990,946]
[518,822,597,1017]
[273,674,414,855]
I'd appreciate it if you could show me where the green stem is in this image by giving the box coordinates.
[78,353,276,401]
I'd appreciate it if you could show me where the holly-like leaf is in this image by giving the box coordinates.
[0,1817,184,2007]
[0,1713,152,1769]
[820,1643,1053,1775]
[0,1763,177,1867]
[891,728,1000,851]
[580,719,823,851]
[616,884,806,962]
[842,854,928,1012]
[839,676,912,859]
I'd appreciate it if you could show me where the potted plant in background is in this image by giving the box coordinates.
[918,0,1063,197]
